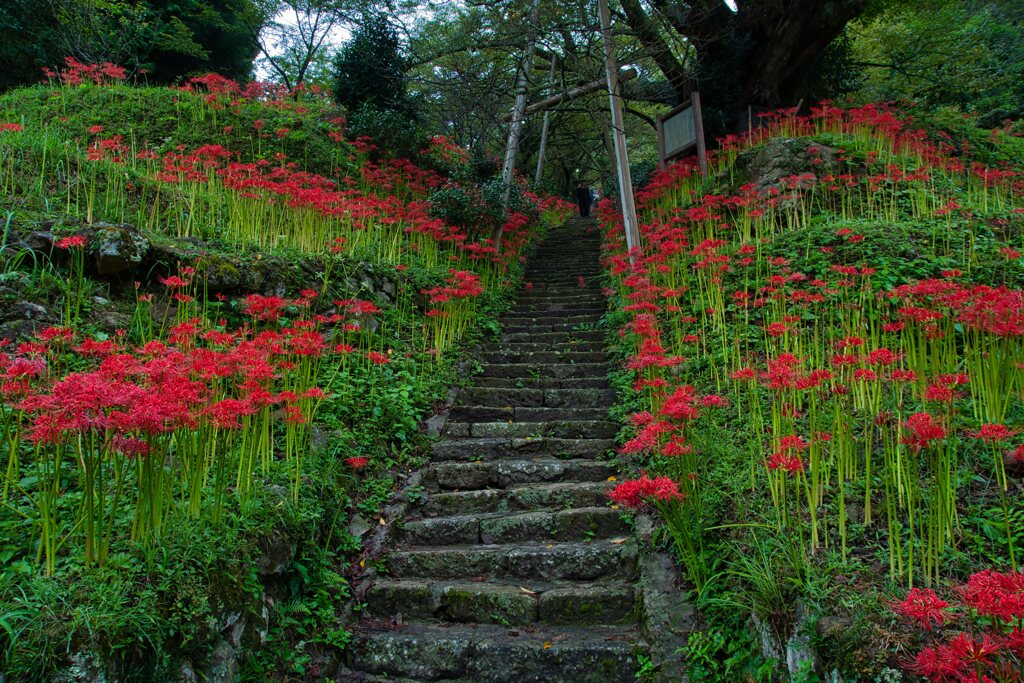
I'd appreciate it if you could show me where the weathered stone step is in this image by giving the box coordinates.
[443,420,619,440]
[424,459,615,491]
[366,579,638,626]
[512,301,605,312]
[513,293,607,304]
[501,323,604,334]
[448,405,608,423]
[500,331,605,343]
[387,540,638,581]
[430,437,615,461]
[498,315,604,329]
[421,481,613,517]
[479,362,611,379]
[479,340,606,353]
[503,308,606,319]
[457,387,614,408]
[348,622,641,683]
[397,507,629,546]
[481,350,607,365]
[473,377,610,390]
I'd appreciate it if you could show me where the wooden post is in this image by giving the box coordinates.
[693,91,707,177]
[495,0,541,250]
[534,55,558,187]
[598,0,641,262]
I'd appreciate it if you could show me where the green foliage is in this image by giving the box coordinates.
[851,0,1024,116]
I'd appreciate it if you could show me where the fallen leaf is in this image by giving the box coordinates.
[378,517,387,525]
[609,537,628,545]
[543,641,552,650]
[519,587,537,595]
[606,476,617,482]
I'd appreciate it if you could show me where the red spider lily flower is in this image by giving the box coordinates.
[346,456,369,469]
[366,351,389,365]
[662,435,693,456]
[766,451,803,474]
[56,235,87,249]
[892,587,950,630]
[619,420,672,454]
[906,643,967,681]
[901,412,946,450]
[159,275,190,288]
[0,123,24,133]
[243,294,289,322]
[731,367,756,381]
[971,424,1019,443]
[999,247,1022,260]
[608,475,683,509]
[960,569,1024,622]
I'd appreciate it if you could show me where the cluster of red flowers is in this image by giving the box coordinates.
[894,572,1024,681]
[608,475,683,509]
[43,57,126,86]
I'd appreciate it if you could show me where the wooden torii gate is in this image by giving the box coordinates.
[492,66,639,250]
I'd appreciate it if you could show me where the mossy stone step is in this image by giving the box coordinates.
[448,405,608,423]
[481,350,607,364]
[386,541,638,581]
[478,362,611,379]
[472,376,610,390]
[366,579,638,627]
[503,308,606,319]
[348,623,641,683]
[423,458,616,491]
[420,481,612,517]
[443,420,619,440]
[430,436,615,461]
[457,387,614,409]
[500,330,605,343]
[397,507,629,546]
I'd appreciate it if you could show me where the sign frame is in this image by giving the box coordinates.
[657,91,707,176]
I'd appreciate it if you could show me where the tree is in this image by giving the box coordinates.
[332,12,409,113]
[617,0,875,132]
[0,1,63,92]
[248,0,354,90]
[850,0,1024,118]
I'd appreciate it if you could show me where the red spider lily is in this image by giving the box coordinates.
[366,351,389,365]
[960,570,1024,622]
[971,424,1020,444]
[901,412,946,449]
[346,456,369,469]
[56,235,87,249]
[893,588,950,630]
[608,475,684,509]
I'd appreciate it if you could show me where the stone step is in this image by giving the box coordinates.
[348,623,641,683]
[424,459,616,491]
[478,362,611,379]
[510,302,605,312]
[420,481,613,517]
[481,350,608,364]
[386,540,638,581]
[513,293,607,304]
[499,315,604,329]
[397,507,629,546]
[500,331,605,343]
[503,308,606,319]
[501,323,605,334]
[457,387,615,408]
[479,340,606,354]
[443,420,619,440]
[431,437,615,461]
[366,579,638,627]
[448,405,608,423]
[473,377,610,390]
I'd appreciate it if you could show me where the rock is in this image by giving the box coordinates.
[348,514,373,538]
[734,138,839,192]
[23,231,55,254]
[197,254,242,291]
[2,301,49,322]
[205,640,238,683]
[257,532,294,576]
[90,223,149,275]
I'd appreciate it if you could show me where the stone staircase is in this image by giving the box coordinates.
[343,220,646,682]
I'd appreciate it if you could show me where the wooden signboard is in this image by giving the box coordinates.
[657,91,708,176]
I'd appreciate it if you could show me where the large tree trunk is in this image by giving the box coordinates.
[622,0,869,137]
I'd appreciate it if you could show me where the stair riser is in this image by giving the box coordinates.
[448,406,608,423]
[481,351,607,364]
[457,387,615,408]
[443,421,619,439]
[430,437,615,461]
[387,544,638,581]
[479,363,611,379]
[472,377,610,390]
[397,508,629,546]
[421,483,612,517]
[424,460,616,491]
[366,582,638,627]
